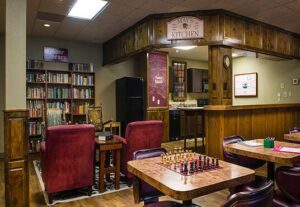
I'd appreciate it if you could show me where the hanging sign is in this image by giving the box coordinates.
[44,46,68,62]
[167,16,204,40]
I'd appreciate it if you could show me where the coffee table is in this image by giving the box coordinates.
[95,137,122,193]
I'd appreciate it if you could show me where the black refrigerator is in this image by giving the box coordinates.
[116,77,145,136]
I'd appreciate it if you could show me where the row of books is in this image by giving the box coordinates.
[27,87,45,99]
[27,100,44,118]
[47,88,71,99]
[27,73,46,83]
[72,74,94,86]
[73,102,90,114]
[48,72,70,83]
[29,122,43,136]
[27,59,44,69]
[47,101,71,113]
[73,88,94,99]
[69,63,94,72]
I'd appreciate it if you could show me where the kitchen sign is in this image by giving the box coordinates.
[167,16,204,40]
[44,46,68,62]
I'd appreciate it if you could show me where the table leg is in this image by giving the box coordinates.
[99,151,106,193]
[105,151,111,182]
[194,112,198,152]
[115,149,121,190]
[184,111,187,151]
[183,200,192,205]
[267,161,275,180]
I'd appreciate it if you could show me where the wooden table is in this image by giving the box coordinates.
[178,107,205,152]
[284,132,300,142]
[95,137,122,193]
[128,155,255,204]
[224,139,300,180]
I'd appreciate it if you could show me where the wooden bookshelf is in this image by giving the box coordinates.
[26,59,95,153]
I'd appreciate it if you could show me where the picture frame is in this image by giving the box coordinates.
[234,72,258,97]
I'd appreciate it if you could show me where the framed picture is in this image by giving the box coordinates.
[234,72,258,97]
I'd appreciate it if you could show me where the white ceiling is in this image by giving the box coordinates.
[1,0,300,43]
[160,46,208,61]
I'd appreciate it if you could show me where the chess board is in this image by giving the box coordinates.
[158,153,220,176]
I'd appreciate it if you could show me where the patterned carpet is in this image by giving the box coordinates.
[33,160,130,206]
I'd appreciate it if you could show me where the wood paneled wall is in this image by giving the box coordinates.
[4,110,29,207]
[204,104,300,159]
[208,46,232,105]
[103,10,300,65]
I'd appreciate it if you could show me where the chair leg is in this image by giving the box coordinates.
[88,186,93,196]
[48,193,53,204]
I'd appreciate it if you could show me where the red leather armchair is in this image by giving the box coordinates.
[40,124,95,203]
[115,120,163,180]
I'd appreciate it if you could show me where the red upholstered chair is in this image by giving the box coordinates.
[273,166,300,207]
[115,120,163,180]
[40,124,95,204]
[222,180,274,207]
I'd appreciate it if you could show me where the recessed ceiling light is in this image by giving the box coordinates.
[44,23,51,27]
[173,46,197,50]
[68,0,108,20]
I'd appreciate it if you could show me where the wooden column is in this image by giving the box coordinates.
[4,110,29,207]
[4,0,28,206]
[208,46,232,105]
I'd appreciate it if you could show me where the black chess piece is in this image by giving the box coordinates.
[207,157,210,169]
[203,158,207,170]
[184,162,188,173]
[189,161,194,173]
[212,158,215,169]
[180,163,184,173]
[216,158,219,168]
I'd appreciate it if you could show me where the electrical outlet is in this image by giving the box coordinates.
[280,83,285,89]
[282,91,288,98]
[277,93,281,97]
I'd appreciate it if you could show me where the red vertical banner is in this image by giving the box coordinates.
[147,52,168,108]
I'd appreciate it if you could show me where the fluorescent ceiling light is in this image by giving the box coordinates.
[68,0,108,20]
[173,46,197,50]
[43,23,51,27]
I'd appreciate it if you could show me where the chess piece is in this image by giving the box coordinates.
[203,158,207,170]
[216,158,219,168]
[190,160,194,173]
[212,158,215,169]
[207,157,210,169]
[161,154,164,164]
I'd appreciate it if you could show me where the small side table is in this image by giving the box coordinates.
[95,137,122,193]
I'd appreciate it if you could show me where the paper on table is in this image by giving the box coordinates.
[274,146,300,154]
[238,140,263,147]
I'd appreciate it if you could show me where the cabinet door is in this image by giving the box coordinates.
[187,68,202,93]
[202,70,209,92]
[180,112,204,138]
[146,110,169,142]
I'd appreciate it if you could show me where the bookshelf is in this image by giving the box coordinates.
[26,60,95,153]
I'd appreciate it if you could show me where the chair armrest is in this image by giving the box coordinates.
[114,135,127,144]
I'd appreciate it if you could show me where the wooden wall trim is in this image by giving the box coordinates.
[4,110,29,207]
[204,103,300,111]
[205,106,300,159]
[103,9,300,65]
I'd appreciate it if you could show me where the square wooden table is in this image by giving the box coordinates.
[127,155,255,204]
[224,139,300,180]
[95,137,122,193]
[284,132,300,142]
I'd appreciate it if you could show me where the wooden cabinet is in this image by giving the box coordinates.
[187,68,209,93]
[146,110,169,142]
[180,111,204,138]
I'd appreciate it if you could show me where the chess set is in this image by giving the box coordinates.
[159,147,220,176]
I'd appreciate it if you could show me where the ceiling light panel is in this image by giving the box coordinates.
[68,0,109,20]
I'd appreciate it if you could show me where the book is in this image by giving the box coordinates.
[96,131,113,141]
